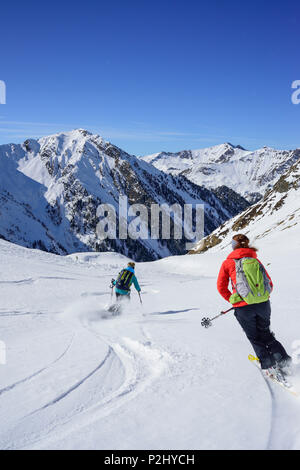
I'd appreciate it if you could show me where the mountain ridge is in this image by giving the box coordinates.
[188,155,300,254]
[141,142,300,203]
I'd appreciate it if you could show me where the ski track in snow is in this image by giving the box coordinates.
[0,278,35,285]
[251,357,300,450]
[266,377,300,450]
[29,347,114,414]
[265,379,280,450]
[19,318,173,450]
[0,296,173,450]
[0,309,45,317]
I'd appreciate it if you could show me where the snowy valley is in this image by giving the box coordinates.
[0,130,249,261]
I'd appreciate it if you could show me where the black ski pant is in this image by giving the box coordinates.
[234,300,289,369]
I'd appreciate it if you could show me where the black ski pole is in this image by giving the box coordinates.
[201,307,234,329]
[110,279,115,300]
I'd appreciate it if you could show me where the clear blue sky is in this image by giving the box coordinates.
[0,0,300,155]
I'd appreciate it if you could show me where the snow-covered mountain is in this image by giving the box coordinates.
[142,143,300,203]
[189,155,300,254]
[0,130,249,261]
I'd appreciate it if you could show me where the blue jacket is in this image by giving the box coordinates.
[113,267,141,295]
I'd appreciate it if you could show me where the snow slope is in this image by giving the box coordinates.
[142,143,300,203]
[0,236,299,450]
[189,156,300,254]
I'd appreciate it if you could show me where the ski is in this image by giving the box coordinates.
[248,354,300,398]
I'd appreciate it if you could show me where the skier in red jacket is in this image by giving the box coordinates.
[217,234,291,373]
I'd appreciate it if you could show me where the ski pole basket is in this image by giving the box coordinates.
[201,307,234,328]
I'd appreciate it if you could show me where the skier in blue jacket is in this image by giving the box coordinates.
[112,262,141,300]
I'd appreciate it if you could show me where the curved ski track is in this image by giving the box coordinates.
[19,316,172,450]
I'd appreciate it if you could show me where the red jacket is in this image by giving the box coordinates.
[217,248,273,308]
